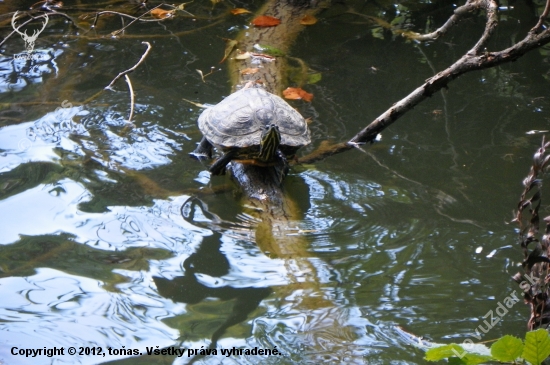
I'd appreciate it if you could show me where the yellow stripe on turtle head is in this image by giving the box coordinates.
[258,124,281,162]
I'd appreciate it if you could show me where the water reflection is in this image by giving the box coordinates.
[153,232,272,356]
[2,0,546,362]
[0,49,61,93]
[0,97,513,363]
[0,268,182,365]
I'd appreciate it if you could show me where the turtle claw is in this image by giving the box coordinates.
[190,137,213,160]
[189,150,210,160]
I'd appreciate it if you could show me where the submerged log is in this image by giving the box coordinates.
[203,0,350,348]
[228,0,324,95]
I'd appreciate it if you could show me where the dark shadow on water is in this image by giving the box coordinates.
[106,231,271,364]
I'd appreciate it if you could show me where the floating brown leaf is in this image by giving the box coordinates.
[241,68,259,75]
[231,8,251,15]
[219,39,238,63]
[283,87,313,102]
[250,53,275,61]
[151,8,174,19]
[300,14,317,25]
[251,15,281,27]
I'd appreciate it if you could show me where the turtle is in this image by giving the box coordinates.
[191,84,311,176]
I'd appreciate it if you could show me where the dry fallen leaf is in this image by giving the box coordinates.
[251,15,281,27]
[151,8,174,19]
[220,39,238,63]
[300,14,317,25]
[241,67,259,75]
[235,51,251,60]
[283,87,313,102]
[231,8,251,15]
[250,53,275,61]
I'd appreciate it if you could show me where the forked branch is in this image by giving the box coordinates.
[531,0,550,33]
[105,41,152,90]
[296,1,550,165]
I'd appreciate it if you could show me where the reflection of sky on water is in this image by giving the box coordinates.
[0,268,183,365]
[0,81,456,364]
[0,49,61,93]
[0,102,393,364]
[0,177,192,250]
[0,100,184,173]
[1,3,542,363]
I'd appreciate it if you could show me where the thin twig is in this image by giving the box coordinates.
[105,41,152,90]
[468,0,499,55]
[111,4,164,37]
[531,0,550,33]
[49,16,227,40]
[124,74,135,123]
[405,0,480,41]
[88,10,162,33]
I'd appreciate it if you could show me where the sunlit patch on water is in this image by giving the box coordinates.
[0,4,539,361]
[0,103,186,177]
[0,49,62,93]
[0,177,200,251]
[0,267,183,365]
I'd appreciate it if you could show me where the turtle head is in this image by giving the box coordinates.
[258,124,281,162]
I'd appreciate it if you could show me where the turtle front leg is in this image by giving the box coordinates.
[189,137,213,160]
[210,149,238,175]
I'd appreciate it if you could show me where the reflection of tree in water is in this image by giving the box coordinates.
[154,231,272,363]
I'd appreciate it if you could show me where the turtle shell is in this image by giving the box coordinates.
[198,86,310,151]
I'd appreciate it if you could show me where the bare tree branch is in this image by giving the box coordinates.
[407,0,481,41]
[110,4,164,37]
[468,0,498,55]
[295,5,550,165]
[531,0,550,33]
[105,41,152,90]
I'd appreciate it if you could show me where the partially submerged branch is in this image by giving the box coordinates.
[296,3,550,164]
[403,0,481,41]
[103,41,151,127]
[105,41,152,90]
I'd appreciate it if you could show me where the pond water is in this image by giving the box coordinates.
[0,0,549,364]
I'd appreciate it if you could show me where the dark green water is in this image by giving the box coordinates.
[0,0,549,363]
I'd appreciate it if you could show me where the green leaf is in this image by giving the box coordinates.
[490,335,523,362]
[522,329,550,365]
[426,343,493,365]
[448,358,468,365]
[306,72,322,84]
[253,44,285,57]
[458,353,494,365]
[426,344,467,361]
